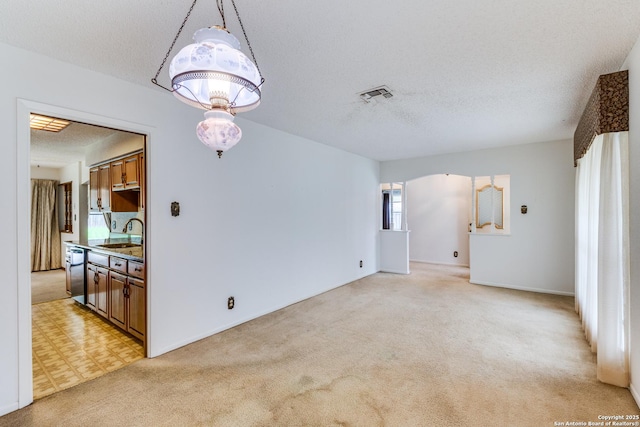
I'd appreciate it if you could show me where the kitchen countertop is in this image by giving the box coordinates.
[65,238,144,262]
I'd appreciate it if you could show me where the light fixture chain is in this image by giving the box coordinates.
[217,0,226,28]
[151,0,200,90]
[230,0,264,85]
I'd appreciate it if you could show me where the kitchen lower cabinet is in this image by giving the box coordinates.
[109,271,128,330]
[65,262,71,295]
[107,258,146,341]
[87,256,110,319]
[86,265,96,310]
[86,250,145,343]
[95,266,109,318]
[127,277,145,340]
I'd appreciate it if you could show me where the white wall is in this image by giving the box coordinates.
[381,139,575,295]
[407,174,471,266]
[58,162,82,263]
[0,42,379,415]
[622,35,640,407]
[30,166,60,180]
[85,132,144,167]
[379,230,410,274]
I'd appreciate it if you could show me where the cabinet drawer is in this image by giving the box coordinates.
[109,256,128,273]
[127,260,145,279]
[88,251,109,267]
[87,264,109,276]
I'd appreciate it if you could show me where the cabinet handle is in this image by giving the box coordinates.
[94,272,99,284]
[135,267,142,272]
[115,262,121,266]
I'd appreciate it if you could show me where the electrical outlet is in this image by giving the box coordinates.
[453,251,459,258]
[359,260,363,268]
[228,296,235,310]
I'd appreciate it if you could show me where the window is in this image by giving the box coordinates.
[381,182,405,230]
[473,175,510,233]
[58,181,73,233]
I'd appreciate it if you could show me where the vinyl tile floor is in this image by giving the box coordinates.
[32,298,144,400]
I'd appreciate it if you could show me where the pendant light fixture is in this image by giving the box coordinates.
[152,0,264,158]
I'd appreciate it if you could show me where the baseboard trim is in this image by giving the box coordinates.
[379,268,410,275]
[630,382,640,409]
[470,280,575,297]
[0,402,19,417]
[410,259,469,268]
[150,271,377,358]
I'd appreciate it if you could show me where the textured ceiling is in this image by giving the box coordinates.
[3,0,640,161]
[30,122,131,168]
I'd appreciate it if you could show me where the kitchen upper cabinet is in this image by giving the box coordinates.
[110,159,125,191]
[111,154,140,192]
[124,154,140,189]
[89,156,138,212]
[89,164,111,212]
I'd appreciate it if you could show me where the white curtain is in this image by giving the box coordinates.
[575,132,630,387]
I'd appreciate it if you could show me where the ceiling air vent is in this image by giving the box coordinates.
[359,86,393,103]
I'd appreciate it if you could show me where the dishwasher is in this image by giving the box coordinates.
[65,246,87,304]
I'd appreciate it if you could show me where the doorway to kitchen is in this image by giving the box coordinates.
[20,100,150,403]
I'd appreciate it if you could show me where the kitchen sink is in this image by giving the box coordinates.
[97,243,142,249]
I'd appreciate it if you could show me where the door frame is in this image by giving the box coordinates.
[16,99,153,408]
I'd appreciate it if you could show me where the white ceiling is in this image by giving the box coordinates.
[30,122,130,168]
[3,0,640,161]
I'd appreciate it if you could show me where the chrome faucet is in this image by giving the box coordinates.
[122,218,144,244]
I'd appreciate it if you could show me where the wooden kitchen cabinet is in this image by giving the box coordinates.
[87,263,109,319]
[89,164,111,212]
[89,162,137,212]
[107,256,146,341]
[138,152,145,211]
[111,153,140,191]
[65,263,71,295]
[95,266,109,319]
[127,277,145,340]
[89,150,142,213]
[86,251,145,342]
[110,159,125,191]
[109,271,128,330]
[86,264,96,310]
[124,154,140,190]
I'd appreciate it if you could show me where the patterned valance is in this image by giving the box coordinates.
[574,70,628,166]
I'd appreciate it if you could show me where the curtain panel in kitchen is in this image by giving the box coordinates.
[31,179,62,271]
[574,131,630,388]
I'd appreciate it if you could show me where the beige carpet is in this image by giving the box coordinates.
[31,269,68,305]
[2,263,638,426]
